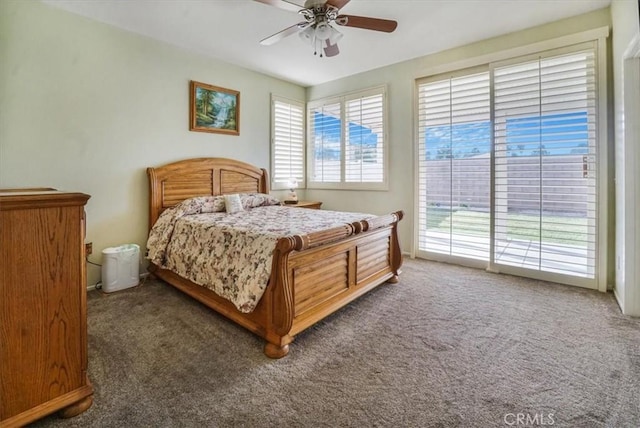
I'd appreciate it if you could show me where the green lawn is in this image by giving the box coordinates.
[426,207,589,247]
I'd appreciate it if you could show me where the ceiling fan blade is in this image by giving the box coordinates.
[253,0,306,13]
[323,40,340,57]
[326,0,350,10]
[260,22,307,45]
[335,15,398,33]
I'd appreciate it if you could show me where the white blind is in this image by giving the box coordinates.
[417,71,492,260]
[493,47,597,278]
[345,92,385,183]
[307,86,387,189]
[416,42,600,284]
[271,96,304,188]
[308,101,342,183]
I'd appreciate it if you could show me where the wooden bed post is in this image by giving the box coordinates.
[264,237,297,358]
[387,210,404,283]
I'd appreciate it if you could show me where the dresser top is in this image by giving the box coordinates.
[0,189,90,210]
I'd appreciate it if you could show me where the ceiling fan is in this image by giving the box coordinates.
[254,0,398,58]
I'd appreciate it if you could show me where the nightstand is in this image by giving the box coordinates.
[283,201,322,209]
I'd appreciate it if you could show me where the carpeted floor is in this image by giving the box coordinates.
[33,258,640,428]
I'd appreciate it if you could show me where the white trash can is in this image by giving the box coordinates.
[101,244,140,293]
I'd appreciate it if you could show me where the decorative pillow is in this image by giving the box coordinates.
[191,195,226,213]
[240,193,283,210]
[224,193,244,214]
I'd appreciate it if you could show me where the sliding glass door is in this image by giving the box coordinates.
[416,42,601,288]
[417,69,492,263]
[492,48,597,282]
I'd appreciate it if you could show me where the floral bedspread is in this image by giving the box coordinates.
[147,194,373,313]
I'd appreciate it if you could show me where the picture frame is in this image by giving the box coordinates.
[189,80,240,135]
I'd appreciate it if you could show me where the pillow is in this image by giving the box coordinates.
[224,194,244,214]
[240,193,283,210]
[188,195,226,213]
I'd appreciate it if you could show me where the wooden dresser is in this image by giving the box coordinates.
[0,190,94,427]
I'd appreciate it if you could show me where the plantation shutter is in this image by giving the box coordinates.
[417,70,492,260]
[308,100,342,183]
[492,45,598,278]
[271,96,305,188]
[307,86,387,189]
[345,89,385,183]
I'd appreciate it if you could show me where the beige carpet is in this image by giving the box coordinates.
[34,258,640,427]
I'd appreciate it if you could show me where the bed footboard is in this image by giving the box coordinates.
[264,211,404,358]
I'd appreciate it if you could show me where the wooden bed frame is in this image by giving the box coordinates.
[147,157,403,358]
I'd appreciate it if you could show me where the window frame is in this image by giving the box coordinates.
[307,85,389,191]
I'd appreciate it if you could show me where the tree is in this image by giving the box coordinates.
[531,144,550,156]
[436,144,453,159]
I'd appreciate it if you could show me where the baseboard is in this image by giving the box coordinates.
[613,287,624,313]
[87,272,149,292]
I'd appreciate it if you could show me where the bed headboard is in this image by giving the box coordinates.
[147,157,269,229]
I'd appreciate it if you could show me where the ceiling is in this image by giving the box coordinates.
[42,0,611,87]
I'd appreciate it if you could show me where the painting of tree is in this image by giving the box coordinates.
[189,81,240,135]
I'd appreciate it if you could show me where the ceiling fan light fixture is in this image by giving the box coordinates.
[314,22,332,41]
[299,25,315,44]
[328,25,343,44]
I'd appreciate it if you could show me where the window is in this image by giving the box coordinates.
[307,86,387,190]
[271,95,305,190]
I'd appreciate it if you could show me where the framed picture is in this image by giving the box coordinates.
[189,80,240,135]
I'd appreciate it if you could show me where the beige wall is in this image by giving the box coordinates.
[0,0,305,286]
[611,0,640,314]
[306,8,612,260]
